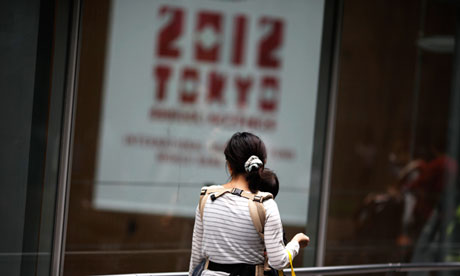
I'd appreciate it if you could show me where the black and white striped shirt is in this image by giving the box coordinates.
[189,186,300,276]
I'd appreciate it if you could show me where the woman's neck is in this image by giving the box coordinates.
[224,174,250,192]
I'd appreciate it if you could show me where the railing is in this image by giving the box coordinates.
[100,262,460,276]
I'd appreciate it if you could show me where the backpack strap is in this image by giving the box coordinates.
[246,192,273,239]
[199,186,227,220]
[199,187,273,239]
[240,190,274,274]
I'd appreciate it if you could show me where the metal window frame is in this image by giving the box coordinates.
[305,0,343,267]
[95,262,460,276]
[51,0,82,275]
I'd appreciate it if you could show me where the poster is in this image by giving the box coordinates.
[95,0,325,226]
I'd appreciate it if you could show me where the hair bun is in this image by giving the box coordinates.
[244,155,263,173]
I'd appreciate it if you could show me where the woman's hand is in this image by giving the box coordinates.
[292,233,310,248]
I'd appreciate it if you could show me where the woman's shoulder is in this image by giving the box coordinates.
[200,184,224,190]
[198,185,226,195]
[262,196,278,209]
[261,198,281,221]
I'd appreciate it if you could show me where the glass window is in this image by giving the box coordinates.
[64,0,326,275]
[326,0,459,268]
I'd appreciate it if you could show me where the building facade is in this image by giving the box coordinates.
[1,0,459,275]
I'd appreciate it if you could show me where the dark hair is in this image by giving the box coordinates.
[224,132,267,193]
[259,169,279,198]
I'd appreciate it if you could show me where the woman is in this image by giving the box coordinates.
[189,132,309,276]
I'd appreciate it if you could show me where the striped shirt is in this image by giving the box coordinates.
[189,185,300,276]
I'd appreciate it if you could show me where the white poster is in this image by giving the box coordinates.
[95,0,325,226]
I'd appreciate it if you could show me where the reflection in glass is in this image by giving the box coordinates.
[326,0,459,271]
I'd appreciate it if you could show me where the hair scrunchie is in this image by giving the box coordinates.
[244,155,263,173]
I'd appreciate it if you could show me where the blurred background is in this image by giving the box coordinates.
[1,0,460,275]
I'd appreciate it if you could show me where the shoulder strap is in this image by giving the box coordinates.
[199,186,230,220]
[247,191,273,239]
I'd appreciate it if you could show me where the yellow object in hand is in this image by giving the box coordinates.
[286,250,295,276]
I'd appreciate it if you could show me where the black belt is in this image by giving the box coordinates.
[208,261,256,275]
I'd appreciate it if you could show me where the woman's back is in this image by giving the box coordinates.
[201,190,265,264]
[190,185,292,273]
